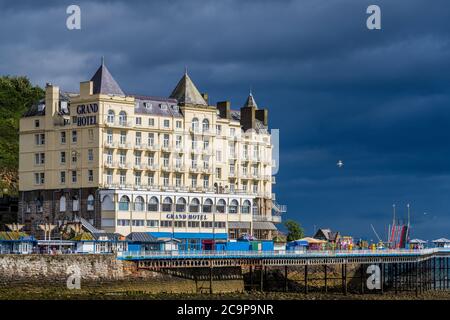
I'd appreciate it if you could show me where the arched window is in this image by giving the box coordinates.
[191,118,199,132]
[58,196,66,212]
[241,200,251,214]
[134,196,145,211]
[107,110,115,123]
[229,199,239,214]
[202,119,209,132]
[72,195,79,212]
[216,199,226,213]
[148,196,158,212]
[119,195,130,211]
[203,198,213,213]
[176,197,186,212]
[162,197,173,212]
[119,111,127,126]
[101,195,114,211]
[189,198,200,213]
[87,194,95,211]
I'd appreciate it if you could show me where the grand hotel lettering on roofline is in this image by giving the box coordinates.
[18,60,287,249]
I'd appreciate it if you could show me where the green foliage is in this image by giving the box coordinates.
[0,76,44,194]
[284,219,305,242]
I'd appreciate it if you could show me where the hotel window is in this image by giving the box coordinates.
[214,222,226,228]
[163,119,170,128]
[229,142,235,157]
[242,166,248,175]
[60,171,66,184]
[132,219,145,227]
[175,174,182,187]
[216,150,222,162]
[148,133,154,146]
[163,134,170,148]
[59,196,66,212]
[229,199,239,214]
[88,169,94,182]
[191,156,197,169]
[134,172,141,186]
[34,172,45,185]
[162,173,169,186]
[35,119,40,128]
[161,221,172,228]
[117,219,130,226]
[203,199,213,213]
[87,194,95,211]
[148,118,155,126]
[106,170,113,184]
[191,137,197,150]
[241,200,251,214]
[134,196,145,211]
[216,199,226,213]
[203,139,209,150]
[176,197,186,212]
[188,221,200,228]
[119,171,126,185]
[230,184,236,193]
[88,129,94,141]
[147,220,159,227]
[242,181,248,192]
[72,130,77,143]
[119,150,126,165]
[203,175,209,188]
[243,145,249,159]
[106,150,113,164]
[252,164,258,176]
[202,119,210,132]
[72,152,77,163]
[252,183,258,194]
[174,221,186,228]
[136,117,142,126]
[191,174,197,188]
[229,164,235,175]
[215,168,221,179]
[163,154,169,167]
[107,110,115,123]
[147,173,154,186]
[216,125,222,135]
[162,197,172,212]
[175,156,182,168]
[135,132,142,146]
[34,153,45,165]
[60,132,66,144]
[176,120,182,129]
[201,221,213,228]
[189,198,200,213]
[147,153,155,166]
[119,195,130,211]
[135,151,142,165]
[119,111,127,126]
[72,195,80,211]
[120,131,126,144]
[175,135,182,148]
[88,149,94,161]
[191,118,199,132]
[148,196,158,211]
[106,130,113,144]
[72,170,77,183]
[203,156,209,169]
[229,128,236,136]
[35,133,45,145]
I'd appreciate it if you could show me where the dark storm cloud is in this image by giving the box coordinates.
[1,0,450,239]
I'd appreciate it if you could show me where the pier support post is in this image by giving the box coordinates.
[394,263,398,294]
[415,262,419,297]
[342,264,347,295]
[260,266,264,292]
[304,265,308,294]
[380,263,384,294]
[324,265,328,293]
[360,264,364,294]
[284,266,288,292]
[250,266,253,291]
[209,265,213,294]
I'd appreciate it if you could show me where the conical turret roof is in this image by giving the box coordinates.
[243,92,258,109]
[90,59,125,96]
[169,71,207,106]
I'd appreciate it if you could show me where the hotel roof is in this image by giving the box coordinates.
[169,71,208,106]
[90,60,125,96]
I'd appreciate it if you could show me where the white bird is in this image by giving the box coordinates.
[337,160,344,168]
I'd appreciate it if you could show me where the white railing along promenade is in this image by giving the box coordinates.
[117,248,441,259]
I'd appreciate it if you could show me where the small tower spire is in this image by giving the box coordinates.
[184,66,188,75]
[101,56,105,66]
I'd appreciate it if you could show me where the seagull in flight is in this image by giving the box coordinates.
[337,160,344,168]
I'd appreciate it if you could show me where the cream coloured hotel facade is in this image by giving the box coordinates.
[18,62,286,248]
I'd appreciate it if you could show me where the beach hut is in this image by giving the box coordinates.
[409,239,427,249]
[286,239,309,253]
[432,238,450,248]
[273,235,287,253]
[126,232,164,252]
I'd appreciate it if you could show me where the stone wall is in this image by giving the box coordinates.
[0,254,244,294]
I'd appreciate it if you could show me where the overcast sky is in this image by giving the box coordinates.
[1,0,450,241]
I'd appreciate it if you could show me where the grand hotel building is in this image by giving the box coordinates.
[18,61,286,249]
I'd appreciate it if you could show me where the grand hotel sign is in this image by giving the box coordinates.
[76,103,98,126]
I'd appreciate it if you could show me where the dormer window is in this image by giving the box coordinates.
[172,105,179,112]
[144,102,152,109]
[160,104,168,110]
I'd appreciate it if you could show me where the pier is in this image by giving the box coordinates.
[118,248,450,295]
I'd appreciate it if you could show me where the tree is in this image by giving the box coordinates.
[0,76,44,195]
[284,219,304,242]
